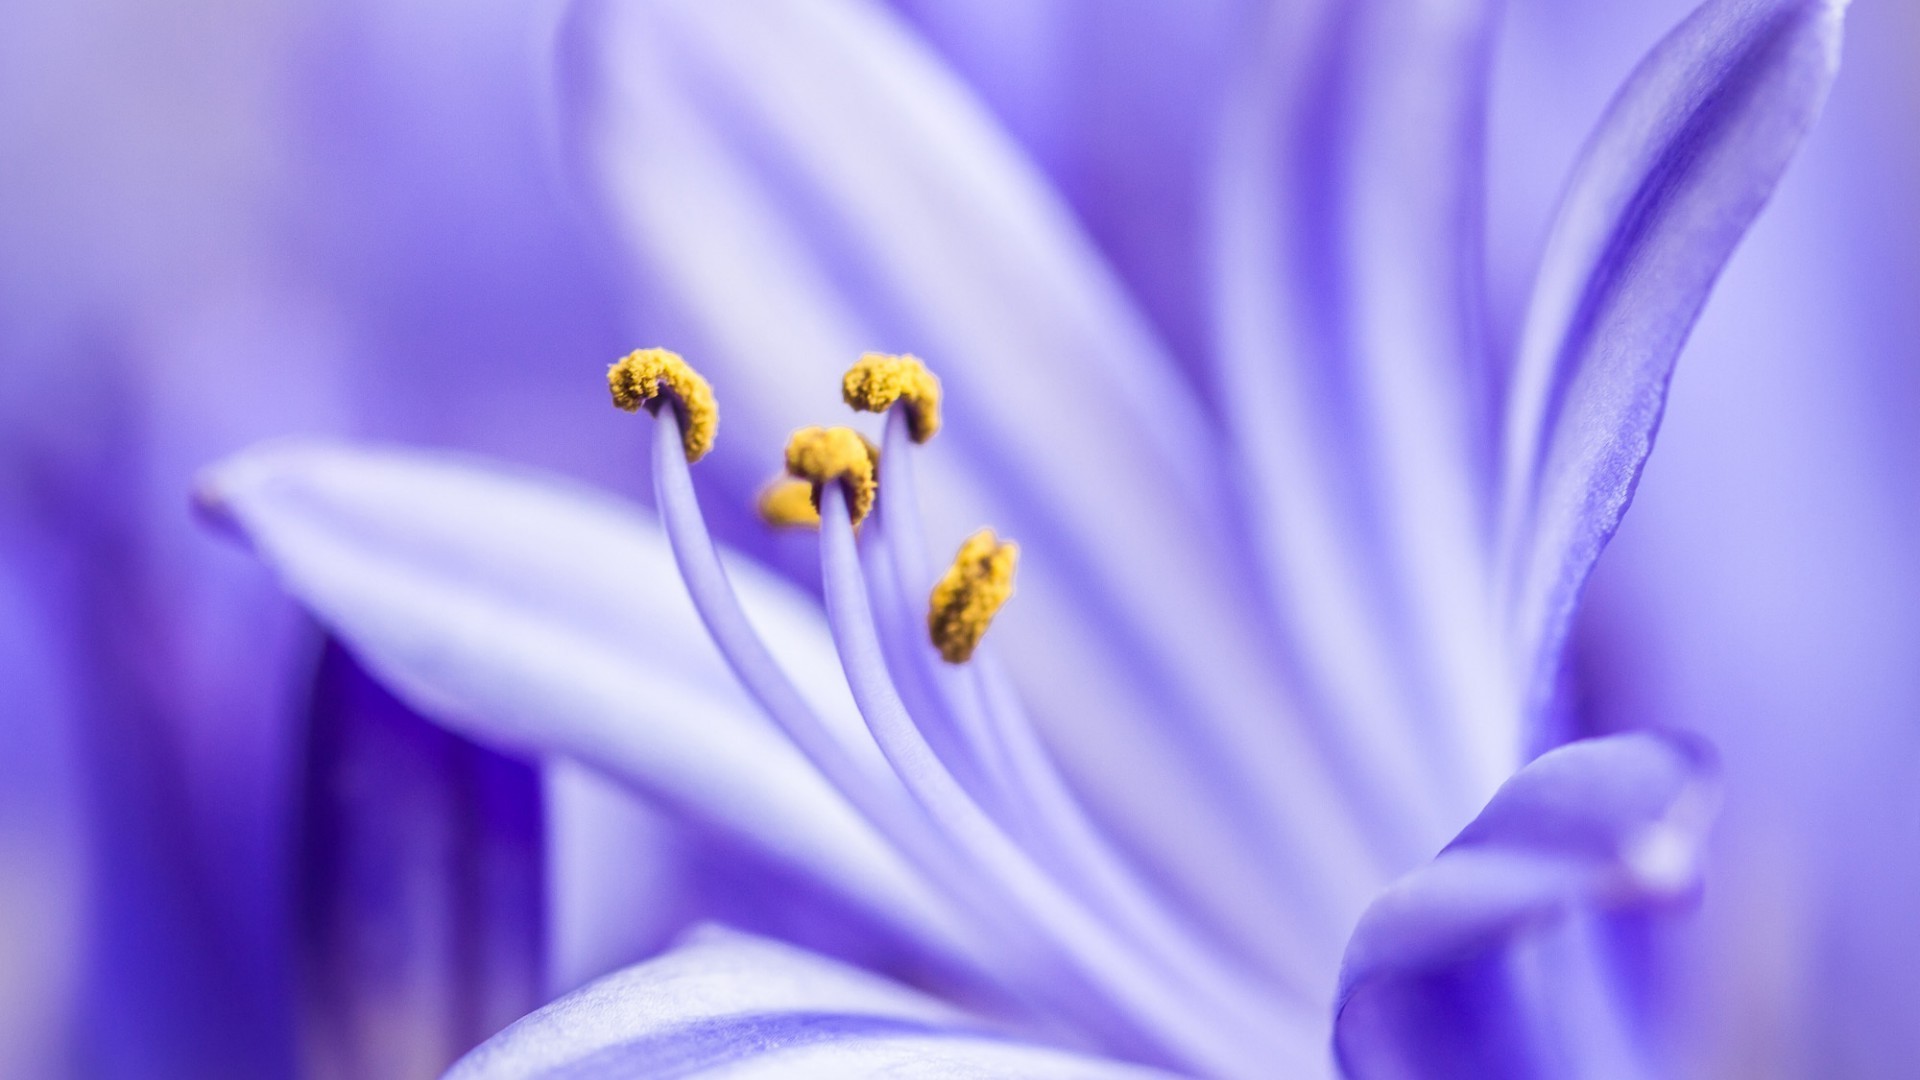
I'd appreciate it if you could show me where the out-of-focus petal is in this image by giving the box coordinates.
[447,926,1176,1080]
[0,0,633,1067]
[888,0,1258,391]
[0,2,335,1068]
[196,439,977,971]
[297,641,544,1079]
[0,544,85,1077]
[1496,0,1846,733]
[544,762,696,997]
[1211,0,1511,849]
[558,0,1373,977]
[1335,732,1717,1079]
[544,762,990,1010]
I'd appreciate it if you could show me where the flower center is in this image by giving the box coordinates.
[612,348,1304,1077]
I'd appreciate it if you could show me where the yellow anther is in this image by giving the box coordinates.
[784,426,879,525]
[608,348,718,463]
[842,352,941,443]
[928,529,1017,663]
[757,478,821,529]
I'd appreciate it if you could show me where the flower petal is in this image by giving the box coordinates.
[197,438,977,969]
[447,925,1177,1080]
[891,0,1257,387]
[1335,732,1718,1078]
[544,760,694,995]
[559,0,1374,975]
[1560,0,1920,1065]
[1210,0,1512,844]
[545,759,995,1009]
[1496,0,1846,729]
[298,641,544,1077]
[0,545,85,1077]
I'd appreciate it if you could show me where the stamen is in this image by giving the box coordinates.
[873,407,1314,1027]
[610,359,1306,1069]
[815,482,1262,1077]
[756,477,820,529]
[928,530,1017,664]
[784,426,879,525]
[873,408,1025,820]
[608,348,717,462]
[646,408,1022,969]
[842,352,941,442]
[860,511,1004,808]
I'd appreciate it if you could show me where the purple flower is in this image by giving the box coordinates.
[191,0,1847,1075]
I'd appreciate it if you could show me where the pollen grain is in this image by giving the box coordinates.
[928,529,1017,663]
[784,426,880,525]
[608,348,718,462]
[841,353,941,443]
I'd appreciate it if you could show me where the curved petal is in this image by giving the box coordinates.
[889,0,1258,388]
[196,438,977,970]
[1496,0,1846,731]
[1210,0,1511,847]
[1559,0,1920,1069]
[558,0,1374,975]
[297,641,544,1078]
[1335,732,1718,1079]
[447,925,1177,1080]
